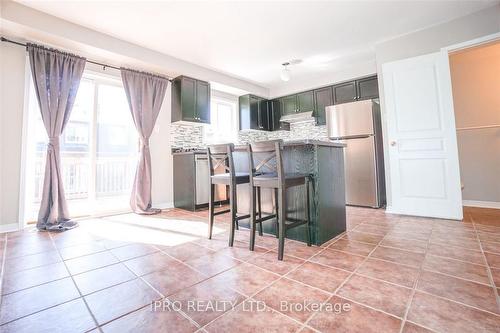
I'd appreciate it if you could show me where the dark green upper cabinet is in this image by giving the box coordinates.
[239,95,258,130]
[171,76,211,124]
[356,76,379,101]
[258,98,270,130]
[239,94,271,131]
[297,91,314,113]
[281,92,313,115]
[269,99,290,131]
[195,80,210,123]
[240,75,378,130]
[281,95,297,116]
[333,81,357,104]
[332,75,379,105]
[313,87,333,126]
[179,77,196,122]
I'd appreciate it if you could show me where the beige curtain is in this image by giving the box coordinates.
[120,68,169,214]
[28,43,86,231]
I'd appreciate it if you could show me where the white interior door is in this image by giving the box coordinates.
[383,51,463,220]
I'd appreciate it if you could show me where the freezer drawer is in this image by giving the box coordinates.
[343,136,379,207]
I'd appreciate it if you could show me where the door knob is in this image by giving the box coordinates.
[390,141,397,146]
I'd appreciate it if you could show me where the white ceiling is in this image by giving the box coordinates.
[14,0,499,90]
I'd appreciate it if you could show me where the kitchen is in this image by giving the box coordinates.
[171,74,385,247]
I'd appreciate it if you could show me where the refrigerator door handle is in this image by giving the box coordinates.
[329,134,374,141]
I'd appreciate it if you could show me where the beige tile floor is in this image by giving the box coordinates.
[0,206,499,332]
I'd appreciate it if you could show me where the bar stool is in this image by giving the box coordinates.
[247,140,312,260]
[207,143,262,246]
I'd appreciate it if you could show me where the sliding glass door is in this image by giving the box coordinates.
[24,72,138,222]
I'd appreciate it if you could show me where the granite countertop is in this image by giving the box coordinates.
[171,149,207,155]
[282,139,346,148]
[172,140,345,155]
[234,139,346,151]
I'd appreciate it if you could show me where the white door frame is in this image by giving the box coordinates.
[443,32,500,210]
[441,32,500,53]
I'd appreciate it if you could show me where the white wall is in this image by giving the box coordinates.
[150,85,174,208]
[0,42,26,230]
[374,5,500,209]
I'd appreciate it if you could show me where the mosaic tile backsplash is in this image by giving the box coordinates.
[170,119,328,149]
[170,123,204,149]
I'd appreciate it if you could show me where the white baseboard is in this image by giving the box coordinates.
[154,202,174,209]
[0,223,20,233]
[463,200,500,209]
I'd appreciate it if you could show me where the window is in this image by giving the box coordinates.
[23,71,138,222]
[204,96,238,144]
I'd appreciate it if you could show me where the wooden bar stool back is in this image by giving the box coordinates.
[247,140,312,260]
[207,143,251,246]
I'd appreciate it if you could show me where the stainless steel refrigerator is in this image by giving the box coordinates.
[326,99,386,208]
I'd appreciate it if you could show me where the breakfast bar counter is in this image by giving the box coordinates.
[232,140,346,245]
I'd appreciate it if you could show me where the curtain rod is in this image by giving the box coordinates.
[1,36,173,81]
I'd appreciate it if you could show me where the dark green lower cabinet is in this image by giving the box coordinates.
[313,87,333,126]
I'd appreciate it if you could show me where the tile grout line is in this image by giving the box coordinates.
[101,242,203,330]
[0,233,8,309]
[3,210,499,331]
[398,219,438,333]
[308,235,500,317]
[193,222,361,332]
[301,219,400,332]
[48,231,104,333]
[0,231,101,329]
[470,217,500,312]
[105,210,500,331]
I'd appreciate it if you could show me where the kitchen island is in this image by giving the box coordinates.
[232,140,346,245]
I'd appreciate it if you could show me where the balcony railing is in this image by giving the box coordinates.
[34,153,136,202]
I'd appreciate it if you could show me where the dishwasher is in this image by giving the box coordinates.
[194,155,228,205]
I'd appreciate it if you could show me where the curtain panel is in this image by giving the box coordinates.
[120,68,169,214]
[28,43,86,231]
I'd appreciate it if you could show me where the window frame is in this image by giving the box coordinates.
[204,93,239,144]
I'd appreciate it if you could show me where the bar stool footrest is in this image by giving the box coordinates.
[213,209,230,216]
[255,214,277,224]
